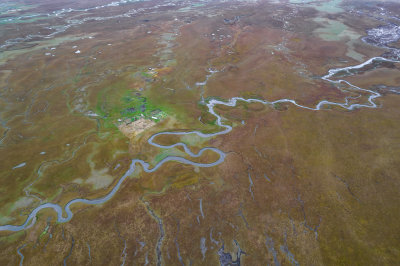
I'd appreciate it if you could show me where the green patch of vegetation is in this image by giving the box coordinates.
[39,225,49,239]
[153,148,186,165]
[154,152,168,163]
[96,86,168,129]
[141,71,153,78]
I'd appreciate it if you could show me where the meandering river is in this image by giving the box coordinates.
[0,56,398,232]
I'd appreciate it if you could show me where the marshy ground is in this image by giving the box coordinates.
[0,0,400,265]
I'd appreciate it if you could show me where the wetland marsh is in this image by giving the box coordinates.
[0,0,400,265]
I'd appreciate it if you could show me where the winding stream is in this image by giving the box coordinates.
[0,56,398,232]
[17,244,27,266]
